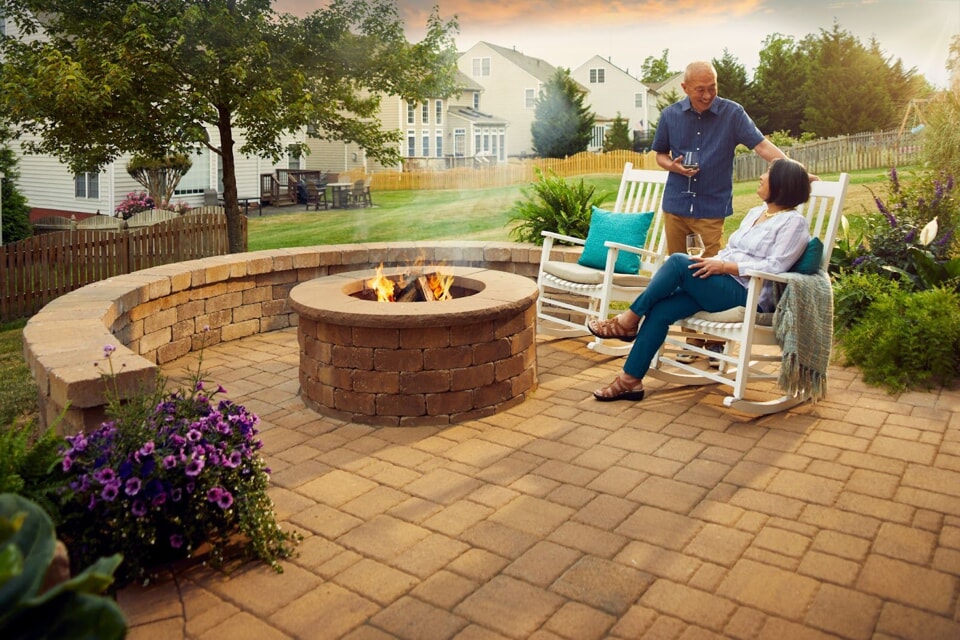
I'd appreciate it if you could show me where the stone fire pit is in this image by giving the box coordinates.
[289,266,539,426]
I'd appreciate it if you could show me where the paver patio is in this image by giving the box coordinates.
[118,327,960,639]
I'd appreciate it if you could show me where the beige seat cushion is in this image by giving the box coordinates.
[542,260,651,287]
[689,307,774,326]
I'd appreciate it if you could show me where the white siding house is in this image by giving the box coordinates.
[457,42,562,159]
[572,55,653,150]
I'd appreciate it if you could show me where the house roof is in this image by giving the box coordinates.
[481,42,558,84]
[455,70,484,93]
[449,106,508,126]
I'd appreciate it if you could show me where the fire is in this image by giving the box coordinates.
[367,264,398,302]
[427,271,453,301]
[365,263,453,302]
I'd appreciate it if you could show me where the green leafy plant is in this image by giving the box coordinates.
[0,423,65,522]
[832,270,902,335]
[56,346,300,586]
[0,493,126,639]
[509,168,610,245]
[837,286,960,392]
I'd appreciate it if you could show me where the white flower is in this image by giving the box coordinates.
[919,217,938,246]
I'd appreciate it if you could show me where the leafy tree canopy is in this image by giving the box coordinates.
[531,68,595,158]
[712,49,752,109]
[0,0,459,252]
[641,49,674,84]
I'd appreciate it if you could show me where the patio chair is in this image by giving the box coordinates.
[347,179,368,208]
[646,172,850,415]
[536,163,668,356]
[304,179,328,211]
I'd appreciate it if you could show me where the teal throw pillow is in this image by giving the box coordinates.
[577,206,654,274]
[790,237,824,274]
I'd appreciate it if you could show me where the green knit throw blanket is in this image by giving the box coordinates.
[772,271,833,402]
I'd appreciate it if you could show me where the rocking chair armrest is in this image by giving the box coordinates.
[743,269,789,284]
[541,231,586,246]
[603,240,661,262]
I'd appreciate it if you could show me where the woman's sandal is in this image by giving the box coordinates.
[587,315,638,342]
[593,375,645,402]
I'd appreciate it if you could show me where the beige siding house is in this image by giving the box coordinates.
[304,71,509,172]
[572,55,654,150]
[457,42,562,159]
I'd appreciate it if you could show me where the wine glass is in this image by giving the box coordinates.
[686,233,705,258]
[681,150,699,194]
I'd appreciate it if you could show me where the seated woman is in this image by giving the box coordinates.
[587,158,812,402]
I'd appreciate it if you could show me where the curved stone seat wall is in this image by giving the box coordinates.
[23,241,555,433]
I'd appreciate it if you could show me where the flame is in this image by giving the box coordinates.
[366,264,396,302]
[427,271,453,301]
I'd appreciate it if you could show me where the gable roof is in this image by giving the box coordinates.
[481,41,558,83]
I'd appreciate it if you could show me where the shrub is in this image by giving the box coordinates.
[509,168,610,245]
[114,191,155,219]
[837,286,960,392]
[0,422,65,522]
[832,271,902,335]
[55,346,299,585]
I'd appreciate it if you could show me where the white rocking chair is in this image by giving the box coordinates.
[647,173,850,415]
[537,163,668,356]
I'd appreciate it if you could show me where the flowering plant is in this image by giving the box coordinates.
[56,346,299,585]
[160,200,192,215]
[114,191,155,219]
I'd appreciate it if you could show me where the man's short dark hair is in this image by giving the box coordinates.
[767,159,811,209]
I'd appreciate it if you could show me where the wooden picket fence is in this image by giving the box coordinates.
[1,210,245,323]
[369,129,921,192]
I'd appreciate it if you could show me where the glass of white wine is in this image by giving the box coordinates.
[686,233,705,258]
[681,150,699,194]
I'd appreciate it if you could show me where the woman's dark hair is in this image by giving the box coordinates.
[766,158,811,209]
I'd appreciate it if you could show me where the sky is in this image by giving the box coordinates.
[272,0,960,88]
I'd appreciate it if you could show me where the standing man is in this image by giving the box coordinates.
[652,60,788,360]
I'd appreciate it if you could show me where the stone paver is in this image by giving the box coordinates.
[121,329,960,639]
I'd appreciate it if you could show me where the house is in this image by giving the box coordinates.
[304,70,510,173]
[647,72,686,126]
[457,41,567,159]
[571,55,654,150]
[1,17,299,219]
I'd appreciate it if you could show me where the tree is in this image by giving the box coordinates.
[712,49,752,110]
[752,33,809,135]
[801,23,906,136]
[0,0,459,253]
[641,49,674,84]
[602,113,632,152]
[126,154,193,207]
[531,68,594,158]
[0,122,33,244]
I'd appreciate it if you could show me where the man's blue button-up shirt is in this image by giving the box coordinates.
[652,96,765,219]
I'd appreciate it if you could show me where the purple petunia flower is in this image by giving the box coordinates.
[125,477,142,496]
[152,493,167,507]
[131,500,147,517]
[224,451,242,468]
[169,534,184,549]
[207,487,223,503]
[163,455,178,469]
[216,490,234,510]
[94,468,117,484]
[185,458,204,477]
[62,456,73,472]
[187,428,202,442]
[101,482,120,502]
[140,442,155,456]
[171,488,183,502]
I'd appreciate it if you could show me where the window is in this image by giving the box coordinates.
[472,57,490,77]
[174,149,210,195]
[421,102,429,124]
[435,100,443,125]
[483,130,490,153]
[422,131,430,157]
[635,93,644,108]
[454,128,466,157]
[74,172,99,199]
[524,89,535,109]
[591,124,607,149]
[499,129,506,161]
[472,93,480,110]
[287,147,301,170]
[475,131,481,155]
[435,130,443,157]
[589,68,605,84]
[407,103,415,125]
[407,130,416,157]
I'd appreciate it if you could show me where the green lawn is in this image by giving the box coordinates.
[248,167,890,252]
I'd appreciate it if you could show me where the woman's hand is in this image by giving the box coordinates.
[689,256,726,278]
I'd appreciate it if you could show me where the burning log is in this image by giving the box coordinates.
[395,279,420,302]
